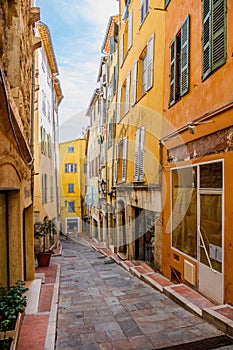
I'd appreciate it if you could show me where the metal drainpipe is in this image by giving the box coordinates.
[30,53,36,201]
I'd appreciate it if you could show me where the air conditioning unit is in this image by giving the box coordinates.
[184,260,196,286]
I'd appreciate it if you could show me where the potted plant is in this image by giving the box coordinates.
[0,280,28,350]
[34,217,57,267]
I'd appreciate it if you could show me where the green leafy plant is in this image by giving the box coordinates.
[34,217,57,253]
[0,280,28,334]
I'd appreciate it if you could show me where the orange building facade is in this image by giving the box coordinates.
[161,0,233,304]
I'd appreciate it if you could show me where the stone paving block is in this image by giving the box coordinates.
[128,334,154,349]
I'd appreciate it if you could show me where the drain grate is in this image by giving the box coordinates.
[159,335,233,350]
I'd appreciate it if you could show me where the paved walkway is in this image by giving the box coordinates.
[55,237,233,349]
[18,234,233,349]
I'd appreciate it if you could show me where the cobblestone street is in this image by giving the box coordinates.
[54,237,233,350]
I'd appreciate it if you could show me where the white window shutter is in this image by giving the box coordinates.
[128,10,133,50]
[139,127,145,181]
[132,60,138,106]
[117,88,122,122]
[125,72,130,114]
[120,34,124,67]
[114,143,118,183]
[122,137,128,182]
[147,34,154,91]
[134,129,140,181]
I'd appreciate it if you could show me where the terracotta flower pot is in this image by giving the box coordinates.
[36,251,52,267]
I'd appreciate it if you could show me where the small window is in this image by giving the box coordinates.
[65,163,77,173]
[140,0,149,25]
[68,146,74,153]
[68,184,74,193]
[68,202,75,213]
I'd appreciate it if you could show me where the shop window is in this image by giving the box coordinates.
[172,167,197,258]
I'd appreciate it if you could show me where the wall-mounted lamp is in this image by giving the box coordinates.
[99,179,106,194]
[188,120,213,134]
[188,123,196,134]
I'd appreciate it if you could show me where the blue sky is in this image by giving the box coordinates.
[36,0,118,140]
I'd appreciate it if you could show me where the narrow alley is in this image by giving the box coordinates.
[54,237,233,350]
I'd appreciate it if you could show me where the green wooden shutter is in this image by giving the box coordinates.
[202,0,211,79]
[180,15,190,96]
[169,37,177,106]
[212,0,226,70]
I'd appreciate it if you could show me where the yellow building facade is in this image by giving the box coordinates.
[59,138,87,235]
[114,0,165,267]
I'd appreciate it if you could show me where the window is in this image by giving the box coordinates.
[140,0,149,25]
[50,175,54,202]
[47,101,51,122]
[172,167,197,258]
[164,0,171,8]
[42,174,47,204]
[42,90,46,115]
[117,137,128,182]
[171,162,223,273]
[202,0,226,80]
[124,72,130,115]
[117,88,122,122]
[142,53,147,96]
[128,10,133,50]
[41,126,47,155]
[169,15,190,106]
[120,34,124,67]
[66,218,80,233]
[65,163,77,173]
[132,60,138,106]
[68,201,75,213]
[84,163,87,174]
[134,127,145,182]
[68,146,74,153]
[47,134,52,158]
[137,34,154,100]
[68,184,74,193]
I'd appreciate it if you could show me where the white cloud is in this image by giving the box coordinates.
[38,0,119,139]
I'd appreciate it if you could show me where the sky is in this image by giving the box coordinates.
[36,0,119,142]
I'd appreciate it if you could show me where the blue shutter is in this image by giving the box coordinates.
[180,15,190,96]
